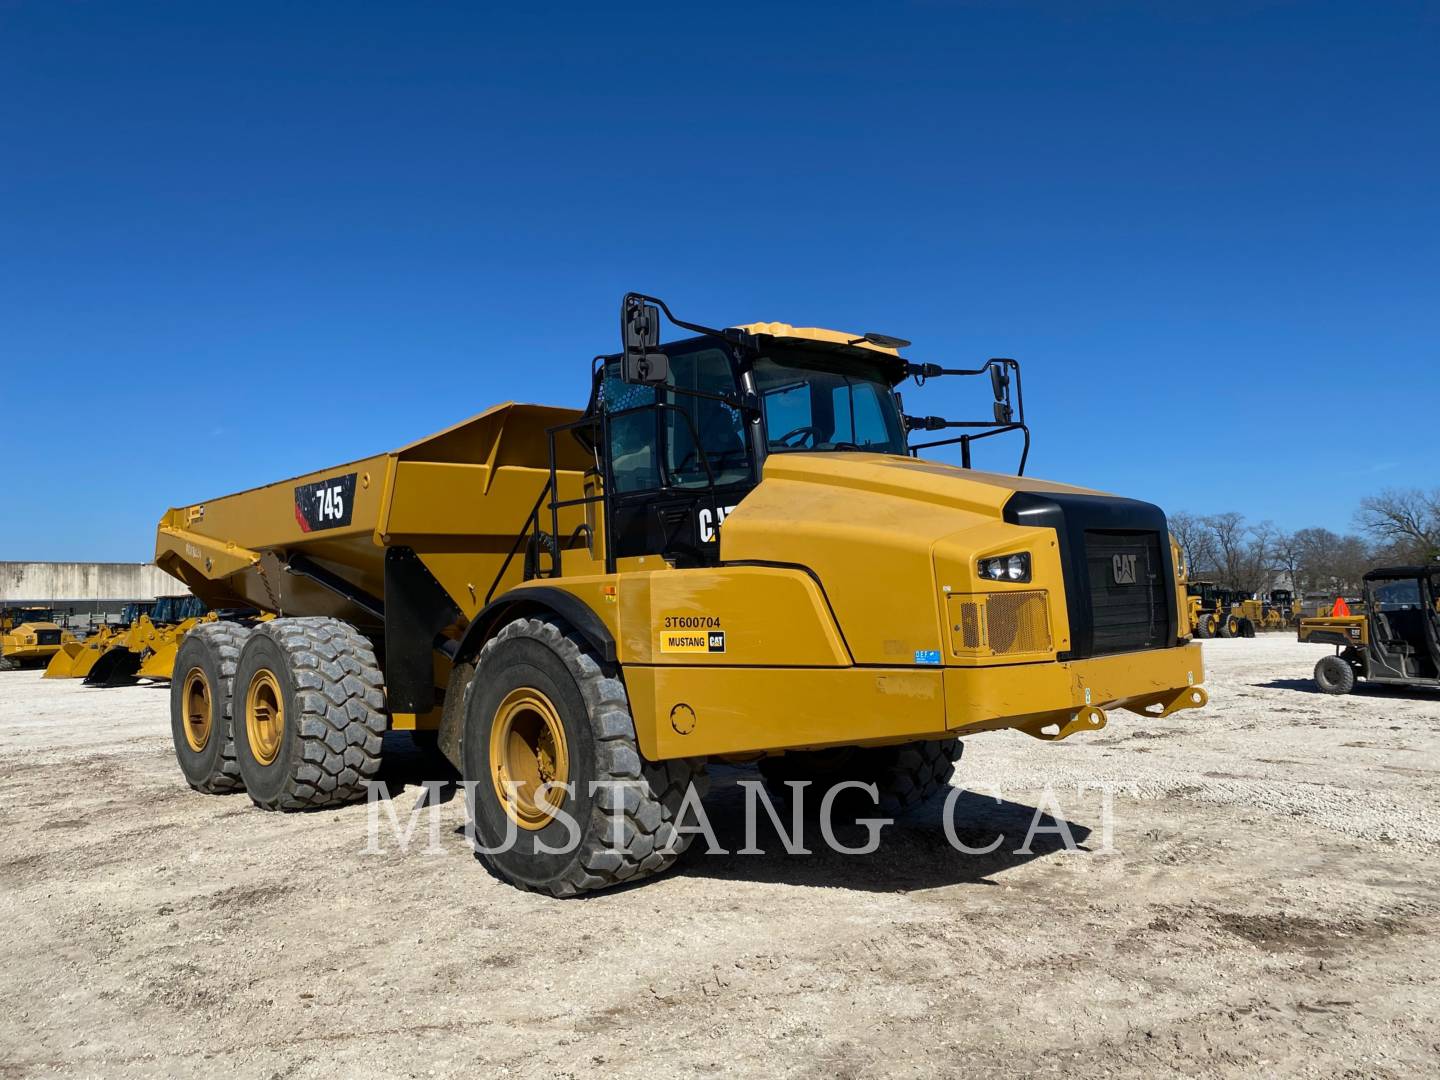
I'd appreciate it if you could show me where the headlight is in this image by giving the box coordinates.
[978,553,1031,583]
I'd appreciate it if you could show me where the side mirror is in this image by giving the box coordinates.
[989,360,1014,424]
[623,349,669,385]
[622,300,669,385]
[989,361,1010,401]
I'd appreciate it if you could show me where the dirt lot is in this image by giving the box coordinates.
[2,635,1438,1079]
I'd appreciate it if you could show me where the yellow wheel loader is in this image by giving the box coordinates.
[154,292,1207,897]
[44,601,156,679]
[82,596,210,687]
[1,608,79,670]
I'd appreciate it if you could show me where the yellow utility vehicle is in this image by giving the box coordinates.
[1299,566,1440,694]
[155,293,1207,896]
[1,608,79,670]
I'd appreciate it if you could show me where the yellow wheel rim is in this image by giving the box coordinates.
[489,687,570,831]
[182,667,212,752]
[245,669,285,767]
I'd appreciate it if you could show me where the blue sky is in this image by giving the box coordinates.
[3,1,1436,561]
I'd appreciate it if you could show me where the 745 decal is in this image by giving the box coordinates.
[294,473,357,533]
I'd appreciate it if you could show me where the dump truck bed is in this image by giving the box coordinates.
[156,402,588,629]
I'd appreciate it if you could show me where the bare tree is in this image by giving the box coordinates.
[1294,527,1371,596]
[1355,488,1440,563]
[1241,520,1281,594]
[1272,530,1304,593]
[1168,511,1215,578]
[1204,512,1249,589]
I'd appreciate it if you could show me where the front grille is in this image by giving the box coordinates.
[948,590,1052,657]
[1084,530,1166,655]
[36,629,62,646]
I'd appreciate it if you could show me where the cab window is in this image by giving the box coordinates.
[753,352,906,454]
[1375,580,1422,611]
[600,344,752,493]
[600,374,659,494]
[665,347,751,489]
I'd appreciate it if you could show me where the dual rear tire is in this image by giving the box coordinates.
[170,617,386,809]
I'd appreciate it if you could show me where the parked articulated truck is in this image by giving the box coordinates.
[154,293,1207,896]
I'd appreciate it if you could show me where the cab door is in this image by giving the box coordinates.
[600,341,757,567]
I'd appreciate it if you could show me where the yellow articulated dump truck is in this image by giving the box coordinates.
[2,608,79,670]
[155,293,1207,896]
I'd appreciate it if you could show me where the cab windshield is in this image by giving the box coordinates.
[753,350,907,456]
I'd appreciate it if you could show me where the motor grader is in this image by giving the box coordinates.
[1236,590,1298,632]
[1,608,79,670]
[1186,582,1250,638]
[154,292,1207,897]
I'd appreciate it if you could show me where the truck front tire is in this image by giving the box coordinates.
[759,738,964,817]
[233,618,387,810]
[462,617,708,898]
[170,621,251,794]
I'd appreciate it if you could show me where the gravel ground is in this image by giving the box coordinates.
[2,635,1438,1078]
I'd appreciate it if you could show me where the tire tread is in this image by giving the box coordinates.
[475,617,707,897]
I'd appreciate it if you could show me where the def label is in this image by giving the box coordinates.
[294,473,357,533]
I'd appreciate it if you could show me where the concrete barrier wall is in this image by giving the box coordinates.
[0,562,188,603]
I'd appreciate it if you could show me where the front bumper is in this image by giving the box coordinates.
[632,642,1206,760]
[943,641,1207,740]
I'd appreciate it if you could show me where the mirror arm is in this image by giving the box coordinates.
[623,291,728,341]
[905,362,990,380]
[904,416,1014,432]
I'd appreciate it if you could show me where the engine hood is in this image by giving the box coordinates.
[717,452,1117,665]
[753,452,1109,507]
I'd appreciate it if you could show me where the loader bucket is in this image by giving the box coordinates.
[83,647,143,688]
[43,641,87,679]
[64,642,111,680]
[136,645,178,682]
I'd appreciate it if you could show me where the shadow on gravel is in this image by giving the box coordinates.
[1259,678,1439,700]
[671,764,1092,893]
[373,731,460,804]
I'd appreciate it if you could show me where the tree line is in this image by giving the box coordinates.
[1169,488,1440,597]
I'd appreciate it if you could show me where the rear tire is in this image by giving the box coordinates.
[170,622,251,794]
[1314,654,1356,695]
[233,618,387,810]
[759,738,964,817]
[462,617,708,897]
[1240,618,1256,639]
